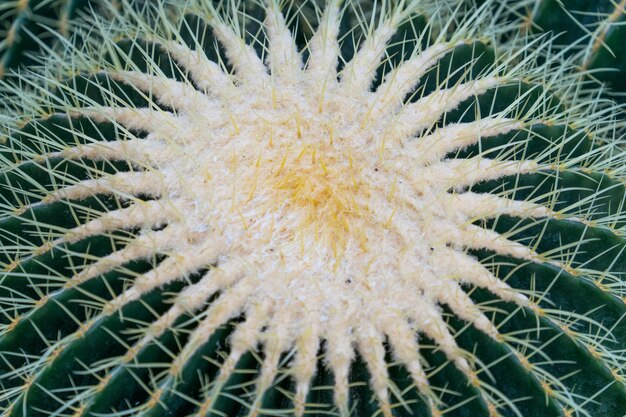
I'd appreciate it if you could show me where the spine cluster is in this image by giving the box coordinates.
[0,1,624,417]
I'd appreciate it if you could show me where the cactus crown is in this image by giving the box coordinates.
[1,1,626,417]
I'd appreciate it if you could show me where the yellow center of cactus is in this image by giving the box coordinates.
[269,143,368,257]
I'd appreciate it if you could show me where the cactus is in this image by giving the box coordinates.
[0,1,625,417]
[0,0,98,80]
[475,0,626,104]
[531,0,626,102]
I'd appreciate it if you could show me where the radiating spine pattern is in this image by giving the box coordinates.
[0,1,626,416]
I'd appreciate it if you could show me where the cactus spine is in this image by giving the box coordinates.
[0,1,625,416]
[0,0,94,79]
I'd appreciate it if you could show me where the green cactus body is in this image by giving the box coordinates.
[0,1,625,417]
[531,0,626,102]
[0,0,92,79]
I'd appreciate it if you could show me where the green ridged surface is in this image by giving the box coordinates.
[475,0,626,103]
[0,0,93,78]
[532,0,626,102]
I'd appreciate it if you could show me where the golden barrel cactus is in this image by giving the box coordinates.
[0,1,625,416]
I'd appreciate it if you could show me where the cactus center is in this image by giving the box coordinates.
[226,90,387,264]
[267,142,369,258]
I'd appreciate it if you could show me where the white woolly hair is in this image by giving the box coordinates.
[0,1,625,417]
